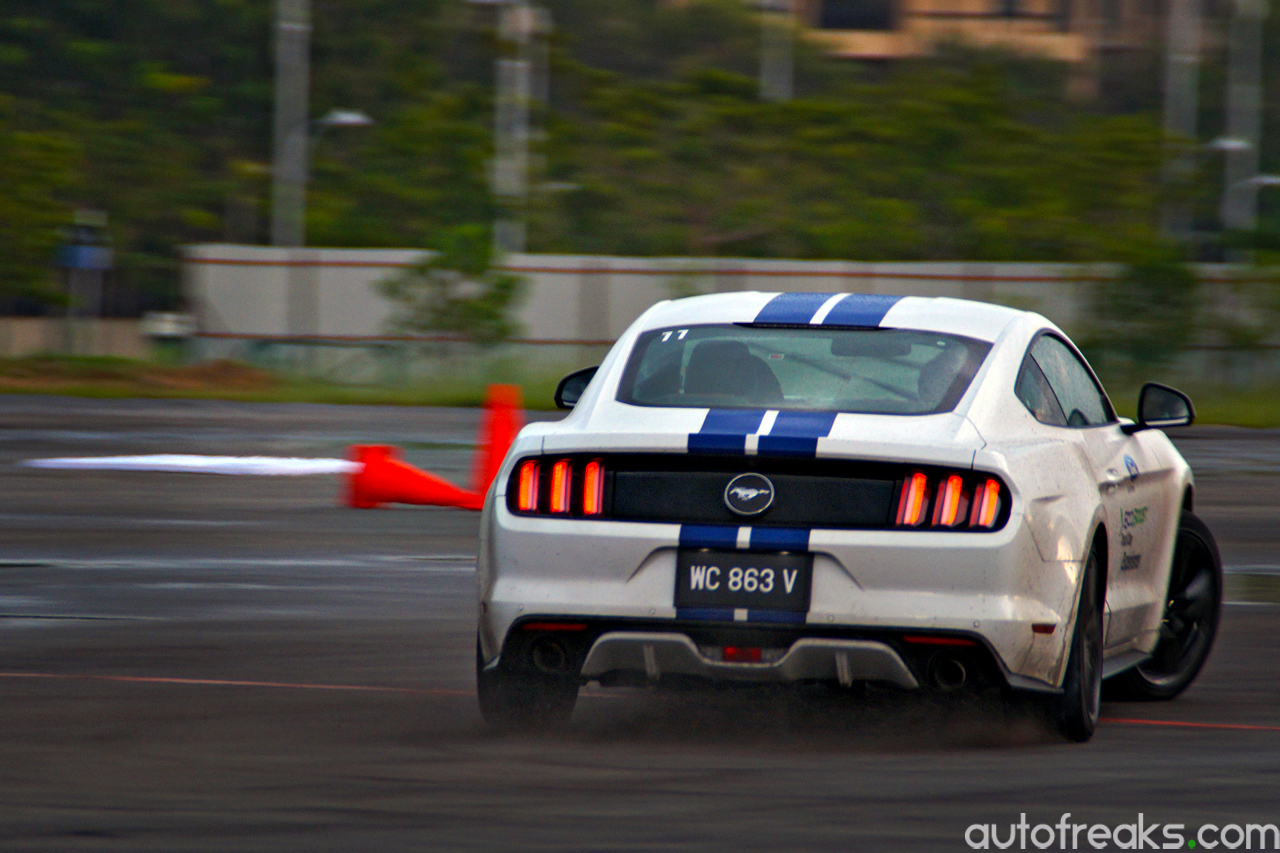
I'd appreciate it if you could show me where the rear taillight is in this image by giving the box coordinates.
[512,457,607,518]
[517,460,539,512]
[550,459,572,513]
[896,471,1006,531]
[583,459,604,515]
[896,472,930,526]
[723,646,763,663]
[933,474,966,527]
[509,456,1003,530]
[972,478,1002,528]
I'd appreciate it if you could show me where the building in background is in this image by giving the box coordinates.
[793,0,1168,62]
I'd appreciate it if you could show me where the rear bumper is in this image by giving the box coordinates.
[479,506,1080,691]
[581,631,919,688]
[485,615,1051,694]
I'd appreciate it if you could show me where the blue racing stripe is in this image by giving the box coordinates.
[687,433,749,454]
[746,610,807,625]
[688,409,767,455]
[679,524,740,549]
[748,527,810,552]
[757,410,838,458]
[753,292,835,325]
[820,293,902,327]
[676,607,736,622]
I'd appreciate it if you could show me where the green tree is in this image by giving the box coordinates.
[533,52,1169,262]
[0,97,80,301]
[0,0,1211,314]
[1085,257,1200,374]
[377,225,524,344]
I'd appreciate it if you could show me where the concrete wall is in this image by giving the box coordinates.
[0,318,149,359]
[184,244,1124,341]
[183,244,430,338]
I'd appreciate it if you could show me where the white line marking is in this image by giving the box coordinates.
[809,294,848,325]
[21,455,359,476]
[736,527,751,549]
[734,608,748,622]
[0,514,265,529]
[1226,565,1280,575]
[744,433,759,456]
[4,556,476,572]
[758,410,779,435]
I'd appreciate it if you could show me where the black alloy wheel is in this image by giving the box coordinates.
[1051,544,1103,742]
[1106,511,1222,701]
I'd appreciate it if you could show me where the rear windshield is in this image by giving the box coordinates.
[617,324,991,415]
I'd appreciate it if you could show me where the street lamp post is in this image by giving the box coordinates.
[1161,0,1202,240]
[271,0,311,248]
[276,109,375,340]
[270,0,374,249]
[469,0,552,257]
[268,0,374,345]
[1220,0,1270,248]
[757,0,794,103]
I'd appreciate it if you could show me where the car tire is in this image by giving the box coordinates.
[476,638,579,731]
[1048,544,1103,743]
[1105,511,1222,701]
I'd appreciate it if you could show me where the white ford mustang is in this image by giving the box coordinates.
[475,292,1222,741]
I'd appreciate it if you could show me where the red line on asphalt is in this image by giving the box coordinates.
[1102,716,1280,733]
[4,674,1277,729]
[0,671,472,697]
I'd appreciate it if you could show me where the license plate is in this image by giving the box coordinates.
[675,548,812,612]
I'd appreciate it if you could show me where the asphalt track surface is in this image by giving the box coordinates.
[2,395,1280,852]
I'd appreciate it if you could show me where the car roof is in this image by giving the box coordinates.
[637,292,1034,344]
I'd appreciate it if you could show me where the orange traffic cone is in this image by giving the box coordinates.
[346,384,524,511]
[471,384,524,497]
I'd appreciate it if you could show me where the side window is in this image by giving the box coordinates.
[1026,335,1112,427]
[1015,357,1067,426]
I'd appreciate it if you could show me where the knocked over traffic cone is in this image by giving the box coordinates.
[346,444,483,510]
[346,384,524,511]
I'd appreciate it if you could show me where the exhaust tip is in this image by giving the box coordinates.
[530,637,572,674]
[930,655,968,691]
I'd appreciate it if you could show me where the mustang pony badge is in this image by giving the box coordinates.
[724,473,775,516]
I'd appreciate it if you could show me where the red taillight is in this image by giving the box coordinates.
[897,472,1002,530]
[897,472,929,526]
[723,646,763,663]
[902,635,978,647]
[517,460,539,512]
[582,459,604,515]
[550,459,572,513]
[971,478,1001,528]
[933,474,966,527]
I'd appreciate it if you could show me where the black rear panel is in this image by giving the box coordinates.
[613,470,893,527]
[506,453,1011,532]
[609,454,898,529]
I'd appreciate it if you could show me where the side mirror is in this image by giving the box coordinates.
[555,366,598,410]
[1122,382,1194,434]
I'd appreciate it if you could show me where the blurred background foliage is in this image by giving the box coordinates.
[1,0,1278,312]
[377,224,524,344]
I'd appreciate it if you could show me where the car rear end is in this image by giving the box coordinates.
[477,294,1073,709]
